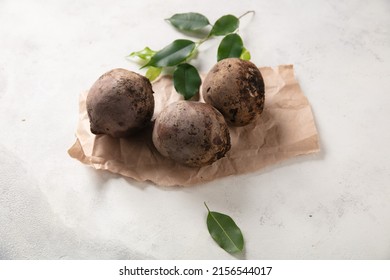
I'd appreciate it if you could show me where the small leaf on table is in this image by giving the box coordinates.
[173,63,201,100]
[204,202,244,254]
[217,33,244,61]
[143,39,196,68]
[166,12,210,31]
[210,15,239,36]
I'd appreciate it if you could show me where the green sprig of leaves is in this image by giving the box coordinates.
[128,11,254,100]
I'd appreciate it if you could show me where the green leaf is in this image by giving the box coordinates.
[144,39,196,68]
[217,33,244,61]
[128,47,156,61]
[167,12,210,31]
[204,202,244,254]
[145,66,162,81]
[210,15,239,36]
[240,47,251,61]
[173,63,201,100]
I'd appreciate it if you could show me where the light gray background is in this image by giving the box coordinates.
[0,0,389,259]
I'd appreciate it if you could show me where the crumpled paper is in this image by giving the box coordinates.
[68,65,320,186]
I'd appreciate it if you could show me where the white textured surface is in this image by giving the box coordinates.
[1,0,389,259]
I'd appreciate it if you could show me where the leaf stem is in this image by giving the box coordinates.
[238,10,255,19]
[204,202,211,213]
[196,33,212,47]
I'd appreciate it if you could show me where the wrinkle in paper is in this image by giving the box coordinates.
[68,65,320,186]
